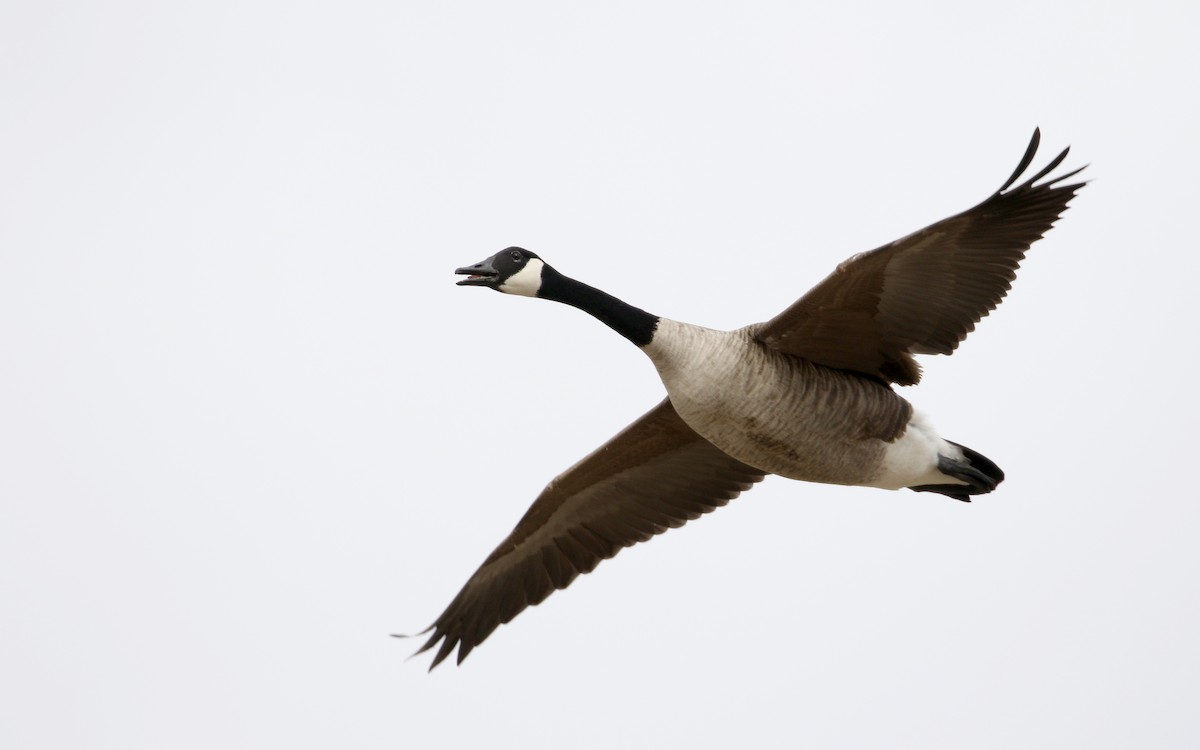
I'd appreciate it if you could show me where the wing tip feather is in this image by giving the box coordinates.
[999,130,1088,197]
[997,127,1042,193]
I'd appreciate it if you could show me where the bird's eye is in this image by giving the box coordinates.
[510,250,523,261]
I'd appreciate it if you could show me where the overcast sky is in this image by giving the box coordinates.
[2,1,1198,748]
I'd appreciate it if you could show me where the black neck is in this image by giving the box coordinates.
[537,266,659,347]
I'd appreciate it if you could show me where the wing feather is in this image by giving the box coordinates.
[410,398,767,668]
[758,129,1086,385]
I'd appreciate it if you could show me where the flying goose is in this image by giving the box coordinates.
[409,129,1085,669]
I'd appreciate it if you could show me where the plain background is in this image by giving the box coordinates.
[3,1,1198,748]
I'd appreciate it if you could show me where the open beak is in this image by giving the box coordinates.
[455,258,499,286]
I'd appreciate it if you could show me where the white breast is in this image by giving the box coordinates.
[642,319,740,398]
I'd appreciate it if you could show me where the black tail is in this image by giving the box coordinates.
[909,441,1005,503]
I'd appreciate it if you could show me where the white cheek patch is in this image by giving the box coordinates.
[499,258,545,297]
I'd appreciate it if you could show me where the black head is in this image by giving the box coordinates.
[455,247,545,296]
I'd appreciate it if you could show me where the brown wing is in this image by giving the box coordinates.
[757,129,1087,385]
[410,398,767,669]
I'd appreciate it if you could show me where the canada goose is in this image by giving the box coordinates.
[409,130,1085,669]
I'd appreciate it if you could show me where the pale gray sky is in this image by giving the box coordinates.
[2,1,1198,748]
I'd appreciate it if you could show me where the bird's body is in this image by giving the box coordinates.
[408,130,1086,668]
[645,320,918,487]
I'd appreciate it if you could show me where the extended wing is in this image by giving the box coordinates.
[411,398,766,668]
[758,129,1086,385]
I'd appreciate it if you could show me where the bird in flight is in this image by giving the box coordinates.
[407,129,1086,669]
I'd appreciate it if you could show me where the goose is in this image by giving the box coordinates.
[409,129,1085,669]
